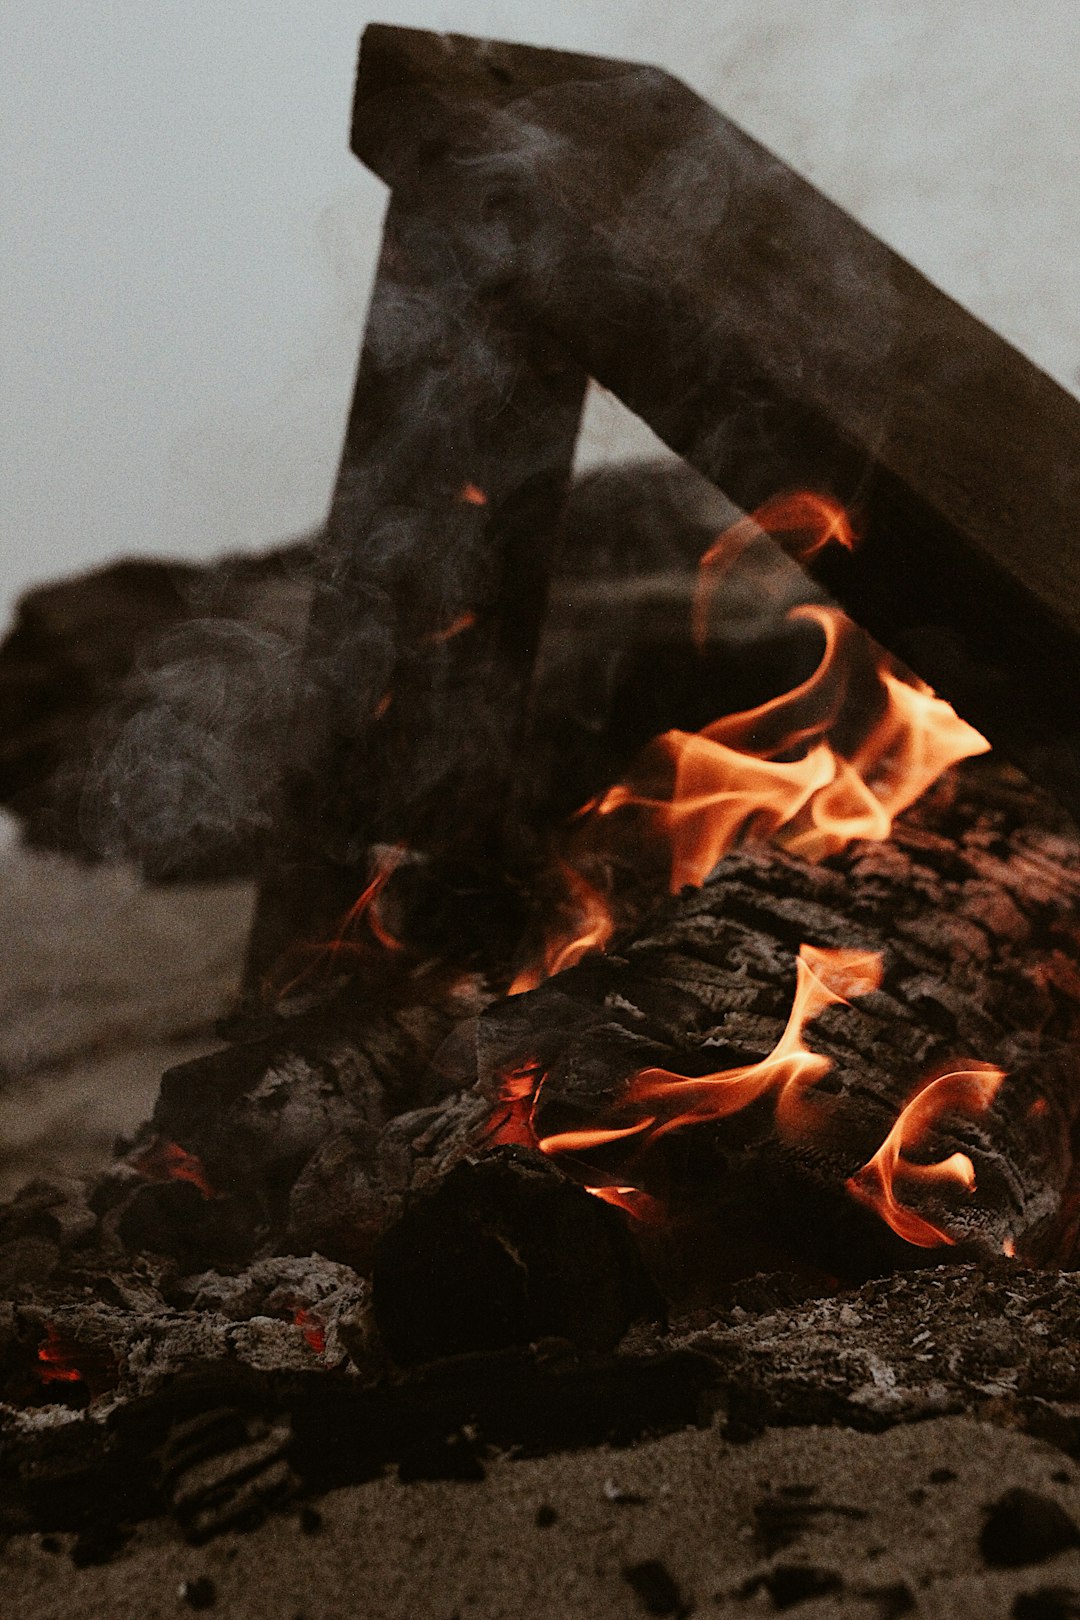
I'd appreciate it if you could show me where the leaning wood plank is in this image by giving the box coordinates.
[352,25,1080,821]
[243,188,587,990]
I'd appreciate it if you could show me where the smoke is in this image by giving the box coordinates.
[81,615,308,880]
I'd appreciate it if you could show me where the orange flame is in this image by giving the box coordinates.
[130,1138,217,1200]
[845,1062,1006,1247]
[457,482,488,507]
[37,1326,83,1385]
[483,1058,662,1220]
[268,845,406,1000]
[693,491,858,649]
[508,495,986,991]
[534,945,883,1161]
[596,605,989,892]
[509,864,615,995]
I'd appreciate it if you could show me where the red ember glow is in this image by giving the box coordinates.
[37,1326,83,1385]
[130,1138,216,1200]
[457,482,488,506]
[423,610,478,645]
[293,1309,327,1355]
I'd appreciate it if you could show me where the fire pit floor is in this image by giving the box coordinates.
[5,1270,1080,1619]
[3,1264,1080,1618]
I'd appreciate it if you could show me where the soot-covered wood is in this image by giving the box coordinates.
[242,187,588,993]
[352,24,1080,821]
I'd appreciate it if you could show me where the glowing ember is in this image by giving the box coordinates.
[423,610,478,645]
[509,863,615,995]
[845,1062,1006,1247]
[485,1058,546,1148]
[293,1309,327,1355]
[131,1138,216,1200]
[37,1326,83,1385]
[457,482,488,506]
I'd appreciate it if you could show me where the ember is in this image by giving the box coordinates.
[293,1309,328,1356]
[131,1138,217,1200]
[37,1326,83,1385]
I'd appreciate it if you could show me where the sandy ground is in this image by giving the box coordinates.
[4,1415,1079,1618]
[0,816,253,1196]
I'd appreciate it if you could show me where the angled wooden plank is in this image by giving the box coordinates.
[352,25,1080,821]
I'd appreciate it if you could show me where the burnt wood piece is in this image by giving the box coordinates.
[371,1147,661,1365]
[243,187,588,992]
[352,25,1080,822]
[0,1345,719,1541]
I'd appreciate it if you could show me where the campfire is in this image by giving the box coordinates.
[2,23,1079,1608]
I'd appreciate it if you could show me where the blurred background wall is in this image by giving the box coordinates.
[3,0,1079,628]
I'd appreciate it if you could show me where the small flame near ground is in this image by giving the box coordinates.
[37,1326,83,1385]
[130,1138,217,1200]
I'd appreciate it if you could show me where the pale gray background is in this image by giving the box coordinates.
[3,0,1079,629]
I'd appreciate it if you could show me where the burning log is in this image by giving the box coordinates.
[476,762,1080,1287]
[351,24,1080,826]
[37,756,1069,1373]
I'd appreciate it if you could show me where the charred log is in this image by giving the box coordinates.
[477,763,1080,1284]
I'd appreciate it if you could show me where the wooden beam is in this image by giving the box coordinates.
[243,182,587,993]
[352,25,1080,822]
